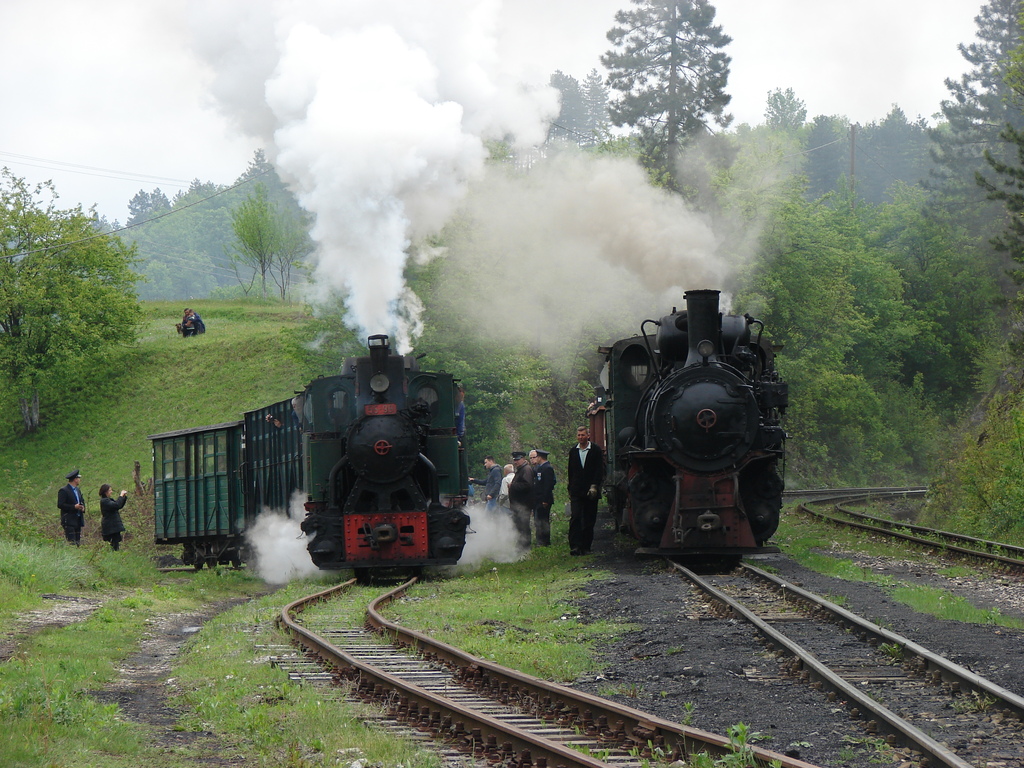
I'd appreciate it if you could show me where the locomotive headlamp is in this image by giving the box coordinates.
[697,339,715,359]
[369,373,390,393]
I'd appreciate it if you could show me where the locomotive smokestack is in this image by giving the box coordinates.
[368,334,390,375]
[683,289,721,367]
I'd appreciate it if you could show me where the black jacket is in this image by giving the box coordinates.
[100,494,127,536]
[568,442,604,496]
[534,462,556,506]
[508,462,536,509]
[57,483,85,528]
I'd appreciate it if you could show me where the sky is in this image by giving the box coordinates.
[0,0,985,225]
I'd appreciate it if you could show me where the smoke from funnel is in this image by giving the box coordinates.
[187,0,558,351]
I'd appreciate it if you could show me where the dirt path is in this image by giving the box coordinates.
[88,599,255,765]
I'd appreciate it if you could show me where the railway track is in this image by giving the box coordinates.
[672,561,1024,768]
[273,578,822,768]
[795,490,1024,571]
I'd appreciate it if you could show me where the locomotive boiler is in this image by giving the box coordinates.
[592,289,787,559]
[150,334,471,576]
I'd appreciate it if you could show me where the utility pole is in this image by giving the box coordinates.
[849,123,857,210]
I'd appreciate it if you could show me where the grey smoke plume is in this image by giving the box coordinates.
[443,150,730,351]
[187,0,558,351]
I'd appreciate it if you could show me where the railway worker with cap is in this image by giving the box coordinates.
[530,449,556,547]
[57,469,86,545]
[508,451,536,549]
[567,425,605,556]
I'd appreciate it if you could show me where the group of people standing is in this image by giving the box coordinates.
[57,469,130,550]
[470,425,604,556]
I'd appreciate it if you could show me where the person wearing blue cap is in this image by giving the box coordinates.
[57,469,86,545]
[529,449,556,546]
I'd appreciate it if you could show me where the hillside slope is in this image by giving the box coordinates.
[0,300,320,534]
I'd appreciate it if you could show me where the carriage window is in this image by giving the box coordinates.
[163,443,175,480]
[203,434,216,475]
[173,439,186,478]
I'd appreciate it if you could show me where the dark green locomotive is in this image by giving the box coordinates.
[591,290,788,558]
[151,334,471,572]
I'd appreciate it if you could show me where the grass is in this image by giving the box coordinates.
[775,507,1024,630]
[0,539,267,767]
[344,545,629,682]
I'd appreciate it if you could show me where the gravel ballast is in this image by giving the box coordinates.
[569,523,1024,768]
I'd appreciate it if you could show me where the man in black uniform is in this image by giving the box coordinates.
[507,451,535,550]
[530,449,556,547]
[57,469,86,545]
[567,426,604,555]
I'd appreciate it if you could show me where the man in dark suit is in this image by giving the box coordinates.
[567,426,605,555]
[57,469,86,545]
[530,449,556,546]
[508,451,535,549]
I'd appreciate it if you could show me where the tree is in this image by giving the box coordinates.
[126,188,171,227]
[548,71,588,145]
[0,169,142,433]
[602,0,732,189]
[855,107,934,204]
[583,69,611,145]
[929,0,1024,228]
[803,114,850,201]
[764,87,806,132]
[228,184,277,299]
[978,5,1024,287]
[227,183,311,300]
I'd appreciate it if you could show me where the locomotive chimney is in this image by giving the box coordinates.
[683,289,721,367]
[368,334,390,375]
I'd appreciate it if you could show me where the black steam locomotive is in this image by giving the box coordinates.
[150,334,471,576]
[591,289,787,559]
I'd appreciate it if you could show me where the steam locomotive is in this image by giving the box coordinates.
[150,334,471,576]
[591,289,787,559]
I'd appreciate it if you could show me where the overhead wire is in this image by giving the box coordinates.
[0,149,194,185]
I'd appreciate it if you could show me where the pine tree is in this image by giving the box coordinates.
[602,0,732,189]
[929,0,1024,212]
[583,69,611,145]
[548,71,588,145]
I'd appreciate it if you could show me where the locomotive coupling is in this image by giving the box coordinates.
[697,512,722,532]
[362,522,399,548]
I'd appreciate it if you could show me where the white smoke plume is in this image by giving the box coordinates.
[455,501,528,568]
[186,0,558,351]
[244,491,322,584]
